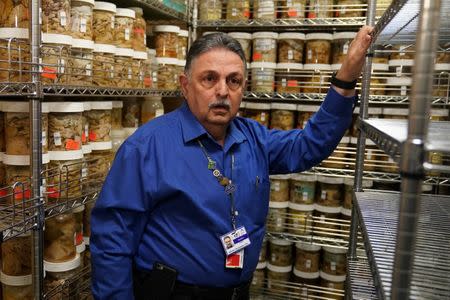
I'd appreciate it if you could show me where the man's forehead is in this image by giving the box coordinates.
[192,48,245,73]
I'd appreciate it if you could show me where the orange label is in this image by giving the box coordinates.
[0,190,7,197]
[243,10,250,17]
[134,28,145,34]
[65,139,80,150]
[81,131,87,143]
[308,12,317,18]
[144,77,152,88]
[42,67,57,80]
[75,232,84,246]
[47,187,60,199]
[252,53,262,61]
[13,187,30,201]
[288,8,298,17]
[287,80,298,87]
[89,131,97,142]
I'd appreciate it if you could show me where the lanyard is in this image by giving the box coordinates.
[197,140,238,230]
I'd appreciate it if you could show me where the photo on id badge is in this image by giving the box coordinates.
[220,227,251,256]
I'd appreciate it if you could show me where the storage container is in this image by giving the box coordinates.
[279,0,307,18]
[250,62,276,93]
[316,176,344,207]
[0,0,29,28]
[386,77,412,96]
[332,32,356,64]
[178,30,189,60]
[320,136,349,169]
[252,32,278,63]
[276,63,303,93]
[44,213,77,263]
[258,238,267,262]
[307,0,333,18]
[156,57,179,90]
[72,205,86,253]
[70,0,94,40]
[251,262,266,289]
[42,0,71,34]
[46,158,83,201]
[245,102,271,127]
[388,59,413,77]
[253,0,276,20]
[88,101,112,150]
[198,0,223,20]
[92,43,116,87]
[129,7,146,52]
[287,202,314,235]
[41,33,72,84]
[314,204,341,237]
[267,201,288,233]
[277,33,305,64]
[93,1,116,45]
[228,32,252,62]
[132,50,148,88]
[370,63,389,95]
[289,174,316,204]
[0,28,31,83]
[305,33,332,64]
[270,174,290,202]
[1,233,32,276]
[111,101,123,130]
[269,239,293,267]
[267,264,292,293]
[70,38,94,85]
[114,47,134,88]
[1,273,33,300]
[437,43,450,64]
[154,25,180,58]
[296,105,319,129]
[226,0,250,20]
[335,0,364,17]
[270,103,297,130]
[44,254,81,299]
[294,241,320,275]
[321,246,346,276]
[432,63,450,97]
[114,8,135,49]
[141,96,164,124]
[302,64,331,93]
[81,102,91,155]
[122,99,141,129]
[320,271,345,300]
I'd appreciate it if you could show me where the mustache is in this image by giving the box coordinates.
[208,99,231,110]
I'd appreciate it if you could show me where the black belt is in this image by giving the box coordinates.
[172,280,251,300]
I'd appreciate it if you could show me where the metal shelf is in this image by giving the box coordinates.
[112,0,187,21]
[348,256,379,300]
[373,0,450,45]
[0,82,36,97]
[42,85,182,98]
[354,191,450,300]
[44,265,92,300]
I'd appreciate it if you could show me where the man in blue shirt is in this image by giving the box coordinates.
[91,26,373,299]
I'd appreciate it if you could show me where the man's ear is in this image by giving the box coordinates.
[179,73,189,99]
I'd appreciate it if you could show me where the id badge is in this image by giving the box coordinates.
[220,226,251,256]
[226,249,244,269]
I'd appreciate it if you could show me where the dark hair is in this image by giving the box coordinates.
[184,32,247,75]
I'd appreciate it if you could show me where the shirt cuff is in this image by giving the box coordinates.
[321,86,356,117]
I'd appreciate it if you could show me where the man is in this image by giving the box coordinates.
[91,26,373,300]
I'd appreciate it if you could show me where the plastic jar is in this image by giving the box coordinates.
[73,205,86,253]
[198,0,223,20]
[70,0,94,40]
[81,102,91,155]
[0,28,31,83]
[343,178,372,210]
[154,25,180,58]
[111,129,126,152]
[251,262,266,290]
[245,102,271,127]
[88,101,112,151]
[122,99,141,129]
[279,0,307,18]
[41,33,72,84]
[250,62,276,93]
[258,238,267,262]
[302,64,331,93]
[1,273,33,300]
[177,30,188,60]
[376,0,392,17]
[278,33,305,64]
[42,0,71,34]
[295,241,320,275]
[44,213,77,262]
[305,33,332,64]
[307,0,333,18]
[370,63,389,95]
[111,101,123,130]
[44,254,81,299]
[1,233,31,276]
[226,0,250,20]
[0,0,29,28]
[270,103,297,130]
[252,32,278,63]
[48,102,83,161]
[335,0,364,17]
[288,202,314,235]
[132,51,148,88]
[316,176,344,207]
[88,150,112,188]
[389,59,413,78]
[93,1,116,45]
[228,32,252,62]
[320,272,345,300]
[129,7,146,52]
[332,32,356,65]
[142,49,153,88]
[290,174,316,204]
[46,158,83,201]
[390,44,415,60]
[276,63,303,94]
[267,201,288,233]
[156,58,179,90]
[433,63,450,97]
[253,0,276,20]
[269,239,293,267]
[267,264,292,293]
[314,204,341,237]
[297,105,319,129]
[114,8,135,49]
[70,38,94,86]
[292,270,320,298]
[321,136,349,169]
[92,43,115,87]
[270,175,290,202]
[321,246,346,276]
[114,47,134,88]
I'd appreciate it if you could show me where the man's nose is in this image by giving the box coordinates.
[215,78,229,97]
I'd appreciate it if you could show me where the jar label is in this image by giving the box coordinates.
[243,10,251,17]
[125,28,130,40]
[89,131,97,142]
[252,52,263,61]
[84,124,89,142]
[308,49,312,60]
[399,45,407,55]
[155,109,164,117]
[86,63,92,76]
[282,78,287,87]
[110,66,115,78]
[321,190,327,200]
[82,167,88,178]
[288,50,294,60]
[340,5,346,14]
[54,131,62,146]
[144,76,152,87]
[111,16,115,29]
[271,181,280,191]
[396,66,402,77]
[261,112,266,122]
[287,80,297,87]
[232,7,238,16]
[301,287,307,296]
[401,85,407,96]
[39,8,42,25]
[255,39,273,51]
[80,18,87,33]
[42,131,47,146]
[128,67,132,79]
[331,261,336,271]
[343,42,349,54]
[367,149,373,160]
[306,259,311,269]
[271,253,276,262]
[134,118,139,128]
[287,0,292,6]
[302,191,309,201]
[288,8,298,17]
[66,139,80,150]
[58,58,65,74]
[60,11,67,26]
[276,217,283,226]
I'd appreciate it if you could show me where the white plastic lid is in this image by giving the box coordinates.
[323,246,347,254]
[94,1,116,13]
[112,101,123,108]
[2,154,30,166]
[353,107,382,115]
[93,43,116,54]
[383,107,409,116]
[156,57,179,65]
[278,32,305,40]
[49,150,84,161]
[303,64,331,71]
[82,144,92,154]
[202,31,221,36]
[290,174,316,182]
[134,51,148,60]
[0,28,28,39]
[90,101,113,110]
[124,127,137,136]
[339,136,350,144]
[74,0,95,5]
[270,239,293,246]
[178,60,186,67]
[228,32,252,39]
[116,8,135,19]
[111,129,126,138]
[42,33,72,45]
[76,242,86,254]
[422,184,433,192]
[315,204,341,214]
[250,62,277,69]
[0,272,32,286]
[239,102,246,108]
[83,102,91,111]
[435,63,450,71]
[296,241,321,251]
[276,63,303,70]
[256,261,267,269]
[48,102,84,112]
[331,64,342,71]
[115,47,134,57]
[269,201,289,208]
[72,204,85,213]
[289,202,314,211]
[44,253,81,273]
[341,207,352,216]
[430,109,449,116]
[293,268,320,279]
[252,32,278,39]
[386,77,412,86]
[305,33,333,41]
[2,102,29,112]
[153,25,180,34]
[317,175,344,184]
[372,63,389,71]
[270,174,290,180]
[320,271,346,282]
[90,141,113,150]
[245,102,271,110]
[267,263,292,273]
[333,32,357,40]
[297,105,319,112]
[179,30,189,37]
[388,59,414,67]
[72,38,95,50]
[271,103,297,111]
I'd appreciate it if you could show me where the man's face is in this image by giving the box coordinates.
[180,48,246,127]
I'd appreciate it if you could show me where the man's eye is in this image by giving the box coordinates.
[227,77,243,89]
[201,74,217,88]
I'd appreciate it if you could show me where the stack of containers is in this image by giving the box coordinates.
[268,175,290,233]
[292,241,321,290]
[320,246,346,299]
[178,29,189,60]
[154,25,180,91]
[267,239,293,293]
[314,176,344,238]
[296,105,319,129]
[251,238,267,293]
[303,33,332,93]
[122,99,141,136]
[288,174,315,236]
[129,7,146,52]
[111,101,125,152]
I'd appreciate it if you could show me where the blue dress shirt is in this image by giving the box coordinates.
[90,87,355,299]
